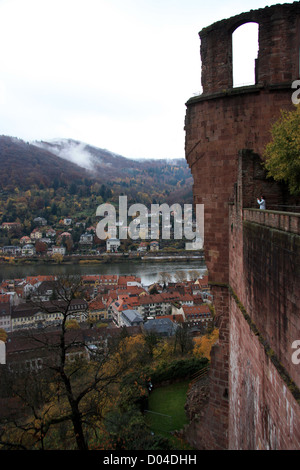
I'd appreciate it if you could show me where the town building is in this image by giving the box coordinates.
[149,241,159,251]
[1,222,22,231]
[21,244,36,256]
[33,217,47,226]
[10,299,88,332]
[79,233,94,245]
[143,317,178,337]
[106,238,120,252]
[2,246,21,256]
[88,297,109,322]
[52,246,66,255]
[119,309,144,327]
[0,304,11,333]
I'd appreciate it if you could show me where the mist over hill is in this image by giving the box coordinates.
[34,138,139,173]
[0,135,193,225]
[34,138,190,176]
[0,135,92,189]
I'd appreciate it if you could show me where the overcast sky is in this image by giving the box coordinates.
[0,0,293,160]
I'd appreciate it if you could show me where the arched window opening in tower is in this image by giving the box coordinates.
[232,22,259,88]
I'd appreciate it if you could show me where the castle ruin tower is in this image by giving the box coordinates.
[185,3,300,450]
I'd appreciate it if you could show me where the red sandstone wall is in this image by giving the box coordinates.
[186,88,293,283]
[185,2,300,451]
[229,151,300,386]
[229,198,300,449]
[229,296,300,450]
[243,217,300,388]
[200,3,300,94]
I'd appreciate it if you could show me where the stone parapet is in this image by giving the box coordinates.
[243,208,300,235]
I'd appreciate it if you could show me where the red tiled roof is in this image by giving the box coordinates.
[118,275,141,285]
[100,275,118,284]
[26,275,55,285]
[88,298,106,310]
[196,276,209,287]
[183,304,211,315]
[178,294,194,302]
[119,286,146,296]
[0,294,10,303]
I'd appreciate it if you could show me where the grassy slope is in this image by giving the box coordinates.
[145,380,190,434]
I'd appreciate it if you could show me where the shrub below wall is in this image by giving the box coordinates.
[150,357,209,386]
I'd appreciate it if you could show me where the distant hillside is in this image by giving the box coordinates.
[0,136,92,191]
[0,135,193,227]
[34,138,192,193]
[34,138,144,175]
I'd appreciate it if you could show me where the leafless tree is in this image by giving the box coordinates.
[0,275,134,450]
[188,269,201,281]
[174,270,187,283]
[158,271,172,284]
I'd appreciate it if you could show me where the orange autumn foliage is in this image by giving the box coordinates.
[193,328,219,360]
[0,328,7,342]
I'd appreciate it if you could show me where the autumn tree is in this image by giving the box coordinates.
[173,323,194,355]
[0,276,138,450]
[100,406,171,450]
[264,105,300,195]
[174,270,187,283]
[193,328,219,360]
[52,253,63,264]
[188,269,200,281]
[35,240,48,254]
[158,271,172,285]
[143,330,160,359]
[0,328,7,342]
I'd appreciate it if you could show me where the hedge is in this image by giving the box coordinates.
[150,357,209,385]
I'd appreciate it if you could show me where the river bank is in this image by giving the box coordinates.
[0,255,206,286]
[0,251,204,266]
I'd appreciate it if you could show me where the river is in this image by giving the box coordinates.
[0,258,206,286]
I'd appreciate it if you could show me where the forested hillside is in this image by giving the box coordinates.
[0,136,193,227]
